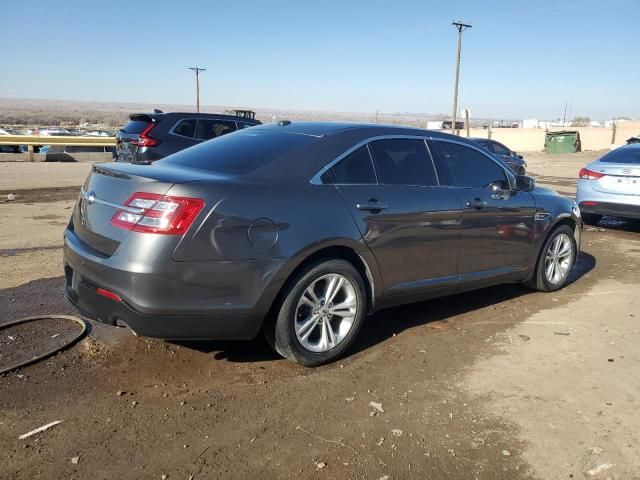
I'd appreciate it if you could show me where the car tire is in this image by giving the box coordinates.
[526,224,577,292]
[269,259,366,367]
[581,213,602,226]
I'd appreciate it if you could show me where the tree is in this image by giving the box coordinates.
[572,116,591,127]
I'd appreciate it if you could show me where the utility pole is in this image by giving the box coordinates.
[451,21,472,135]
[188,66,206,113]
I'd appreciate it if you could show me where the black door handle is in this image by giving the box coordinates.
[357,199,388,212]
[466,198,488,210]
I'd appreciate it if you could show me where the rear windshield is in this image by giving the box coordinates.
[120,119,150,134]
[160,129,316,175]
[600,147,640,164]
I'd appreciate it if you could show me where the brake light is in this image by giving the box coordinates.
[111,192,204,234]
[579,168,605,180]
[133,123,158,147]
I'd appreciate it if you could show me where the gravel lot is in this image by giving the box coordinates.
[1,151,639,480]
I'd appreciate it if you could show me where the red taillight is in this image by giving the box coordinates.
[133,122,158,147]
[579,168,605,180]
[96,288,122,302]
[111,192,204,235]
[581,201,598,206]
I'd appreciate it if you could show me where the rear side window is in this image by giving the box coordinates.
[120,120,150,134]
[161,130,315,175]
[368,138,438,186]
[491,141,511,156]
[196,119,237,140]
[600,147,640,164]
[172,119,197,138]
[436,141,508,188]
[323,146,376,184]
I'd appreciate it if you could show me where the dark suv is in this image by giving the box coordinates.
[115,111,261,163]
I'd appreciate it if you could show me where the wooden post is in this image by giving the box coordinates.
[488,124,492,140]
[611,122,617,145]
[27,145,34,162]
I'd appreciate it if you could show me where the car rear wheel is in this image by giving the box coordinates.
[527,224,577,292]
[269,259,366,367]
[581,213,602,226]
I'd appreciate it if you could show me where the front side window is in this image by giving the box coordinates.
[196,119,237,140]
[436,141,508,189]
[322,145,376,184]
[368,138,438,186]
[172,119,197,138]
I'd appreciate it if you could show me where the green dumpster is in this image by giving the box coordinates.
[545,130,582,154]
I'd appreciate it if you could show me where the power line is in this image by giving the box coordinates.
[188,66,206,113]
[451,21,472,134]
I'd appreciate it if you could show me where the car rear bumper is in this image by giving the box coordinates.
[63,228,287,340]
[576,179,640,219]
[578,201,640,219]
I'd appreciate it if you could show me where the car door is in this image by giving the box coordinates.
[321,137,462,299]
[430,138,536,282]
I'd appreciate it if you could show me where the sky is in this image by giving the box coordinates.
[2,0,639,120]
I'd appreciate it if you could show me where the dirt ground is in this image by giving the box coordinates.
[1,151,640,480]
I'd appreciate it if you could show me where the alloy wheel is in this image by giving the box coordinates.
[544,233,574,285]
[294,274,358,353]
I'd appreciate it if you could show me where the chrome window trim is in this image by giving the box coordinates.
[430,136,516,189]
[169,118,239,140]
[310,134,440,187]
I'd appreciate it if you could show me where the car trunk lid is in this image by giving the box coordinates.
[71,162,208,256]
[591,162,640,196]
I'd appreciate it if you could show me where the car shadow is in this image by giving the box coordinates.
[174,251,596,365]
[594,216,640,233]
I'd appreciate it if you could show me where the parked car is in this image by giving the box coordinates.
[576,144,640,225]
[115,111,261,163]
[38,127,72,136]
[44,145,115,161]
[84,129,115,137]
[470,138,527,175]
[0,128,24,152]
[64,122,581,366]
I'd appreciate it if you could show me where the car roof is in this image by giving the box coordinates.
[251,121,474,141]
[130,112,260,123]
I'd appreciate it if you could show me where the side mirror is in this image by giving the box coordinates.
[515,175,535,192]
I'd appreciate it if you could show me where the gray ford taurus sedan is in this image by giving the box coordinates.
[64,122,581,366]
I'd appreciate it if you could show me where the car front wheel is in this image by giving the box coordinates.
[270,259,366,367]
[527,224,577,292]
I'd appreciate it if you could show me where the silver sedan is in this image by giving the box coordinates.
[576,144,640,225]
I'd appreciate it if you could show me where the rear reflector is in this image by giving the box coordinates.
[111,192,204,235]
[580,201,598,206]
[579,168,605,180]
[96,288,122,302]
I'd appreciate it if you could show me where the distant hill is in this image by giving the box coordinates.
[0,98,449,129]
